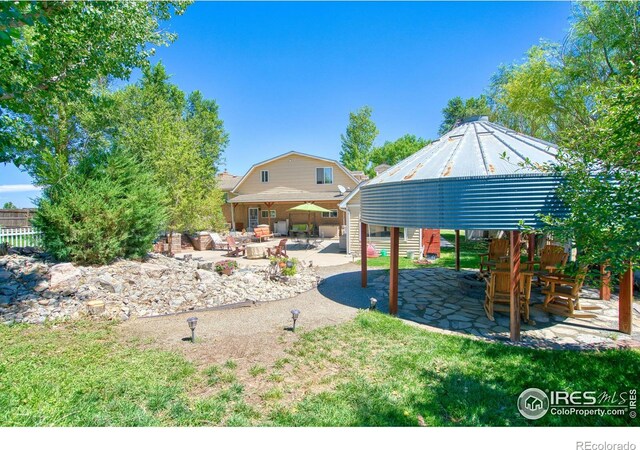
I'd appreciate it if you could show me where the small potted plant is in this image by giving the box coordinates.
[215,259,238,276]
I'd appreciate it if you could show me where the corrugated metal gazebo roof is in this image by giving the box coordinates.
[361,117,566,230]
[369,116,556,183]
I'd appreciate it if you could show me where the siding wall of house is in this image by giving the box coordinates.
[347,206,360,254]
[233,154,357,195]
[343,191,422,257]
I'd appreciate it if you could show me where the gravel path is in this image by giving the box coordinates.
[118,263,379,368]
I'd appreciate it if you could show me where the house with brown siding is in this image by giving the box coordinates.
[219,151,365,237]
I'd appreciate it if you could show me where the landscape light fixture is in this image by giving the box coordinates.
[370,297,378,311]
[290,309,300,332]
[187,317,198,343]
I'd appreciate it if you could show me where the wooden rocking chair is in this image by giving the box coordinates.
[484,262,533,322]
[267,239,288,258]
[523,244,568,286]
[479,239,510,274]
[539,269,599,318]
[226,236,246,257]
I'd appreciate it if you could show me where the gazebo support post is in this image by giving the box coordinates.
[599,263,611,301]
[360,222,368,288]
[389,227,400,316]
[454,230,461,271]
[509,230,521,342]
[527,234,536,262]
[619,262,634,334]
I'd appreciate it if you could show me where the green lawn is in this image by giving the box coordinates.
[366,230,487,270]
[1,314,638,426]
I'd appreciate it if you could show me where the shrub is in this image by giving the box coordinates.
[32,150,168,265]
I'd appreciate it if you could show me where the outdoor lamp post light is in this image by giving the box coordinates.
[290,309,300,332]
[370,297,378,311]
[187,317,198,343]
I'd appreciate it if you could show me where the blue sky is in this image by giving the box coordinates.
[0,1,572,207]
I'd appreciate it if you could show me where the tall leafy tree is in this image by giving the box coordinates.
[110,63,228,235]
[541,69,640,275]
[186,91,228,173]
[487,1,640,142]
[2,201,16,209]
[490,1,640,276]
[438,95,491,135]
[370,134,430,168]
[0,1,190,180]
[340,106,379,176]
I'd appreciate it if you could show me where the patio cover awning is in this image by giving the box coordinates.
[228,190,345,204]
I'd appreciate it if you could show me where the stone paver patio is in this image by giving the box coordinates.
[370,267,640,350]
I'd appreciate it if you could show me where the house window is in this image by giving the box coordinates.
[321,209,338,218]
[368,225,405,239]
[262,210,277,218]
[316,167,333,184]
[261,170,269,183]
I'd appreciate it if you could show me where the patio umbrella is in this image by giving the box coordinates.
[287,203,332,235]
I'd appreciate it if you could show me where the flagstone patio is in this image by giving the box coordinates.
[370,268,640,350]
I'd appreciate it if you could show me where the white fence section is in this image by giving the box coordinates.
[0,227,43,248]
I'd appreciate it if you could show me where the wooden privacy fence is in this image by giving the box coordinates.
[0,208,37,228]
[0,227,43,248]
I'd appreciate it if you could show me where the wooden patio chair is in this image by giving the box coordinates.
[539,268,599,318]
[479,239,510,274]
[523,244,568,286]
[484,262,533,322]
[267,239,288,258]
[226,235,246,257]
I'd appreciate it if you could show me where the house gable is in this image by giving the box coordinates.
[231,151,359,195]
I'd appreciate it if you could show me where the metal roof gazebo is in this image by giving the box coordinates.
[359,116,566,342]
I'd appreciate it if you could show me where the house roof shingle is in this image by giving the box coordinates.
[217,171,241,192]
